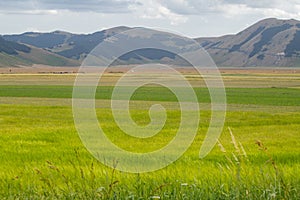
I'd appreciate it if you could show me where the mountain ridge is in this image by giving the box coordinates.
[3,26,132,60]
[2,19,300,67]
[196,18,300,67]
[0,36,79,67]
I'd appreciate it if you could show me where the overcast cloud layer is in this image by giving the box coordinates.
[0,0,299,37]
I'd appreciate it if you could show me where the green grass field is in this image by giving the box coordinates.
[0,73,300,199]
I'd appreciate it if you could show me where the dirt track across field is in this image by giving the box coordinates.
[1,65,300,75]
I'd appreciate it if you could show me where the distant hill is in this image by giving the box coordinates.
[4,26,191,66]
[4,26,132,60]
[4,19,300,67]
[0,36,30,55]
[0,36,79,67]
[196,18,300,67]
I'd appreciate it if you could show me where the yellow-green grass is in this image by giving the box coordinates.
[1,85,300,107]
[0,73,300,199]
[0,102,300,199]
[1,73,300,88]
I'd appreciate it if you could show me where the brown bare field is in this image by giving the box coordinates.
[1,65,300,74]
[0,65,300,88]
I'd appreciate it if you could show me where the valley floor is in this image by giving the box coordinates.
[0,70,299,199]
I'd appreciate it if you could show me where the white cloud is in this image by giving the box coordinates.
[264,8,300,19]
[1,0,299,21]
[0,0,138,14]
[0,0,300,37]
[160,0,197,15]
[155,0,300,20]
[4,9,59,15]
[213,2,300,19]
[131,0,188,25]
[215,4,255,18]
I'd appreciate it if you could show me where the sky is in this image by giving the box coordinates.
[0,0,300,37]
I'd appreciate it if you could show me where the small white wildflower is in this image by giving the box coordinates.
[150,195,161,199]
[97,187,105,192]
[270,193,276,198]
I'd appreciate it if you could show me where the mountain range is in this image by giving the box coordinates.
[0,36,79,67]
[196,18,300,67]
[2,18,300,67]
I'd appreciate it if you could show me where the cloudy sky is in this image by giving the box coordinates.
[0,0,299,37]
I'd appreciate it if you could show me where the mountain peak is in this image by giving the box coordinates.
[3,20,300,67]
[197,18,300,67]
[102,26,132,35]
[51,30,72,35]
[253,18,300,26]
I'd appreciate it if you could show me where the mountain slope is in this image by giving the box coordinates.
[4,26,189,65]
[196,18,300,67]
[4,19,300,67]
[0,36,79,67]
[0,36,31,55]
[4,26,131,60]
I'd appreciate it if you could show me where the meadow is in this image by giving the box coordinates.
[0,71,300,199]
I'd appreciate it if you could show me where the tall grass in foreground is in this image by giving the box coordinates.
[1,128,299,199]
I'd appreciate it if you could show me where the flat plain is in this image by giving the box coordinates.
[0,68,300,199]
